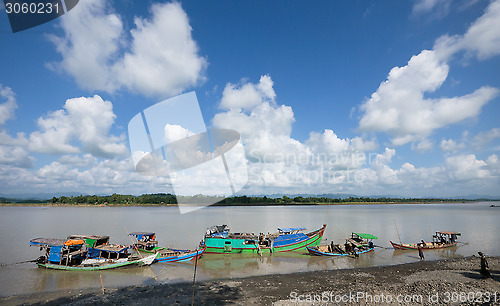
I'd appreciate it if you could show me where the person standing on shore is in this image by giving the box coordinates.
[418,244,424,260]
[478,252,491,278]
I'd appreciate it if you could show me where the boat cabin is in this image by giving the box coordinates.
[30,238,86,266]
[129,232,159,251]
[206,225,230,238]
[92,244,130,260]
[67,235,110,258]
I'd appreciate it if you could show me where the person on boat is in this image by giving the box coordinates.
[478,252,491,278]
[368,241,374,249]
[345,242,351,253]
[352,247,359,258]
[418,244,424,260]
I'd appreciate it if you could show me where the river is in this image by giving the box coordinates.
[0,202,498,297]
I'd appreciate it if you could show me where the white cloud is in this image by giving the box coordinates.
[0,84,34,168]
[220,75,275,111]
[359,49,499,145]
[29,95,128,158]
[440,139,466,152]
[0,146,34,168]
[0,85,16,125]
[49,0,206,97]
[213,75,381,192]
[472,128,500,149]
[445,154,491,180]
[415,139,434,152]
[359,0,500,148]
[412,0,451,17]
[164,124,195,143]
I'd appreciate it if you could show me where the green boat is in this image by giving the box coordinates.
[29,237,156,271]
[202,224,326,254]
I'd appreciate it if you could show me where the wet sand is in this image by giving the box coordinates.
[1,256,499,305]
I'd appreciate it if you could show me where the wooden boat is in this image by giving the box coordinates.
[30,237,156,271]
[307,232,377,256]
[202,224,326,254]
[129,232,205,263]
[390,231,461,250]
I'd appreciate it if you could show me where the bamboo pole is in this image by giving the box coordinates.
[191,249,199,306]
[394,219,402,245]
[100,274,105,294]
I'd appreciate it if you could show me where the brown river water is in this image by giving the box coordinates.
[0,202,498,297]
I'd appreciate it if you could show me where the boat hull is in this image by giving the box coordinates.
[155,248,205,263]
[390,241,458,250]
[36,254,156,271]
[204,225,326,254]
[307,246,374,257]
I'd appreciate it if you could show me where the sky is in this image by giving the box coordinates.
[0,0,499,198]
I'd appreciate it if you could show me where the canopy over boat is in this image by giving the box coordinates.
[436,231,461,236]
[352,233,378,240]
[30,238,68,247]
[278,227,306,233]
[129,232,155,237]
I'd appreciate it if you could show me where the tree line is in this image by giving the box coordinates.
[36,194,475,205]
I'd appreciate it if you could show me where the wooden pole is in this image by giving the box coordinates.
[394,219,402,245]
[100,274,105,294]
[191,249,199,306]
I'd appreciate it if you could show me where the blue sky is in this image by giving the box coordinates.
[0,0,499,198]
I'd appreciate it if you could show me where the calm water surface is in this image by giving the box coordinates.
[0,202,498,296]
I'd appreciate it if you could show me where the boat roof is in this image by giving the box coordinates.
[278,227,306,233]
[436,231,461,235]
[67,234,110,240]
[129,232,155,236]
[93,244,129,253]
[30,238,66,246]
[352,233,378,240]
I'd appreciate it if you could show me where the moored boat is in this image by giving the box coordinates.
[202,224,326,254]
[30,237,156,271]
[390,231,461,250]
[129,232,205,263]
[307,232,377,256]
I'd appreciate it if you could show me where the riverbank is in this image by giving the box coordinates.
[2,256,498,305]
[1,200,494,207]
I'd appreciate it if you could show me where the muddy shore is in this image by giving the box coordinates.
[1,256,499,305]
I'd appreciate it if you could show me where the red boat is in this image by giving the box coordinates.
[390,231,461,250]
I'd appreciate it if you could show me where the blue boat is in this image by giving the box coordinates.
[307,232,377,257]
[129,232,205,263]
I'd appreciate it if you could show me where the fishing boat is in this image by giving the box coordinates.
[390,231,461,250]
[202,224,326,254]
[129,232,205,263]
[307,232,377,256]
[30,237,156,271]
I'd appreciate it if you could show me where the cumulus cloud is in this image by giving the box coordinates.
[49,0,206,97]
[29,95,128,158]
[213,75,380,192]
[445,154,490,180]
[164,124,195,143]
[0,84,33,168]
[220,75,276,111]
[359,0,500,147]
[0,85,16,125]
[435,0,500,61]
